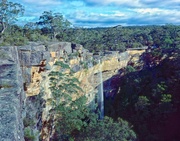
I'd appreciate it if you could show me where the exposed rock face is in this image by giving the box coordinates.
[74,51,130,103]
[0,41,146,140]
[39,47,145,140]
[16,42,81,96]
[0,42,84,141]
[0,46,25,141]
[0,41,92,141]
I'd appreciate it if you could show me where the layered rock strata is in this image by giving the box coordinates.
[0,42,146,140]
[0,46,25,141]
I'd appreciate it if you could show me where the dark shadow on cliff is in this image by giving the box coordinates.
[104,48,180,141]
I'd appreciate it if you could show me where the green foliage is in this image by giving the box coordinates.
[48,61,88,140]
[38,11,71,39]
[23,22,50,42]
[161,94,172,103]
[0,24,28,46]
[135,96,150,111]
[112,49,180,141]
[77,116,136,141]
[164,37,173,48]
[48,60,137,141]
[55,25,180,52]
[125,65,136,73]
[24,127,36,141]
[23,118,35,127]
[81,61,88,70]
[27,32,49,42]
[1,13,180,49]
[54,96,92,140]
[1,34,28,46]
[0,0,24,35]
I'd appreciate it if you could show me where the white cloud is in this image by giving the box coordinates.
[128,8,180,25]
[12,0,180,27]
[89,11,126,18]
[140,0,180,8]
[83,0,180,8]
[133,8,180,16]
[23,0,61,5]
[113,11,126,17]
[68,6,180,27]
[70,10,127,21]
[85,0,142,7]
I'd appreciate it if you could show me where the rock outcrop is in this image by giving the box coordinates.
[0,46,25,141]
[0,42,146,140]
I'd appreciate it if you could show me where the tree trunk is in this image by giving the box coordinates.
[0,22,8,41]
[0,21,7,35]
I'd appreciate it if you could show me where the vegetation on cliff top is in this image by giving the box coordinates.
[0,1,180,53]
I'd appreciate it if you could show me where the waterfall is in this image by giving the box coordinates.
[98,59,104,119]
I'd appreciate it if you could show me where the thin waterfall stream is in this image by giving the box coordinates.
[98,59,104,119]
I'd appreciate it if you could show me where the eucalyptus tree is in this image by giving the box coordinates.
[47,61,137,141]
[37,11,71,39]
[47,61,90,140]
[0,0,24,37]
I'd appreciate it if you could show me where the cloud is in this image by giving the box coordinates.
[131,8,180,24]
[9,0,180,27]
[81,0,180,9]
[141,0,180,8]
[67,7,180,27]
[82,0,142,7]
[23,0,61,5]
[132,8,180,15]
[67,10,129,27]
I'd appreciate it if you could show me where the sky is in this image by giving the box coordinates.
[10,0,180,27]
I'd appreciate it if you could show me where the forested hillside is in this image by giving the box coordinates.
[0,3,180,52]
[105,47,180,141]
[60,25,180,52]
[1,23,180,53]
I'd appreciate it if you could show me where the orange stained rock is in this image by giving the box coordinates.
[70,58,79,65]
[50,52,56,58]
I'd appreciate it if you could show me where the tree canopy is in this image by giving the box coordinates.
[0,0,24,35]
[37,11,71,39]
[45,60,136,141]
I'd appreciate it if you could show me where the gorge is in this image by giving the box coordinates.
[0,42,145,140]
[0,1,179,139]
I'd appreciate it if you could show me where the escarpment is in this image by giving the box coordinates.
[0,46,25,141]
[0,42,146,140]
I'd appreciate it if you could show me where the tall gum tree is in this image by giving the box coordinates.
[38,11,71,39]
[0,0,24,36]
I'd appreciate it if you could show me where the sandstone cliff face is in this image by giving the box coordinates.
[0,46,25,141]
[38,46,145,140]
[0,42,145,140]
[74,51,130,102]
[0,42,84,141]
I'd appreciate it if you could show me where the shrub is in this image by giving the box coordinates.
[24,127,36,141]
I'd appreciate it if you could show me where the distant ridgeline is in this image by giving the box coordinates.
[61,25,180,52]
[0,42,146,140]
